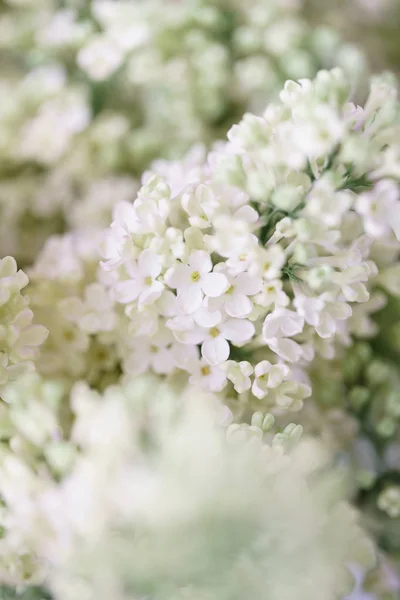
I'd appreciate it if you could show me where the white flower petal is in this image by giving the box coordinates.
[139,281,165,306]
[18,325,49,347]
[225,292,253,318]
[202,336,230,365]
[194,307,222,328]
[165,264,191,289]
[177,286,203,314]
[222,318,255,343]
[235,272,263,295]
[268,337,302,363]
[254,361,271,378]
[201,272,229,298]
[234,205,259,223]
[138,249,162,278]
[188,250,212,274]
[262,315,280,340]
[114,280,141,303]
[112,200,137,232]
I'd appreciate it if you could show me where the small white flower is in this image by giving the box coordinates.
[332,263,372,303]
[252,360,311,409]
[114,250,164,306]
[258,245,286,281]
[181,184,219,229]
[166,251,229,314]
[262,308,304,339]
[168,313,255,366]
[188,359,227,392]
[224,360,253,393]
[262,308,305,363]
[293,292,352,339]
[200,317,255,365]
[208,267,263,318]
[355,180,400,240]
[254,279,289,309]
[252,361,290,400]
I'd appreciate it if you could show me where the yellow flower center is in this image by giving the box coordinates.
[145,276,153,286]
[191,270,201,282]
[209,327,220,338]
[201,366,211,376]
[226,285,234,295]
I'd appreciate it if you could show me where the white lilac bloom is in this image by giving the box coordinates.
[99,69,400,420]
[0,256,48,387]
[0,377,373,599]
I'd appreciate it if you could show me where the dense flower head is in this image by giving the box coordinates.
[0,375,374,599]
[0,256,48,387]
[99,68,400,420]
[0,0,365,264]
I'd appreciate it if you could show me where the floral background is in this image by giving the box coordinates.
[0,1,399,599]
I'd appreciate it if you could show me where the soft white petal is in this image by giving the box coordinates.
[267,365,288,388]
[316,313,336,339]
[165,263,191,289]
[188,250,212,274]
[201,272,229,298]
[234,205,259,223]
[173,327,206,345]
[281,313,304,337]
[327,302,352,321]
[222,318,255,343]
[171,343,200,369]
[113,200,137,232]
[268,337,302,363]
[262,314,280,340]
[194,307,222,328]
[139,281,165,306]
[235,272,263,295]
[202,336,230,365]
[18,325,49,347]
[177,286,203,314]
[158,290,179,317]
[138,249,162,278]
[225,292,253,318]
[114,280,141,303]
[254,361,271,378]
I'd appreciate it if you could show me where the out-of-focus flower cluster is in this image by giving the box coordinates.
[0,0,364,265]
[0,376,376,599]
[0,256,47,388]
